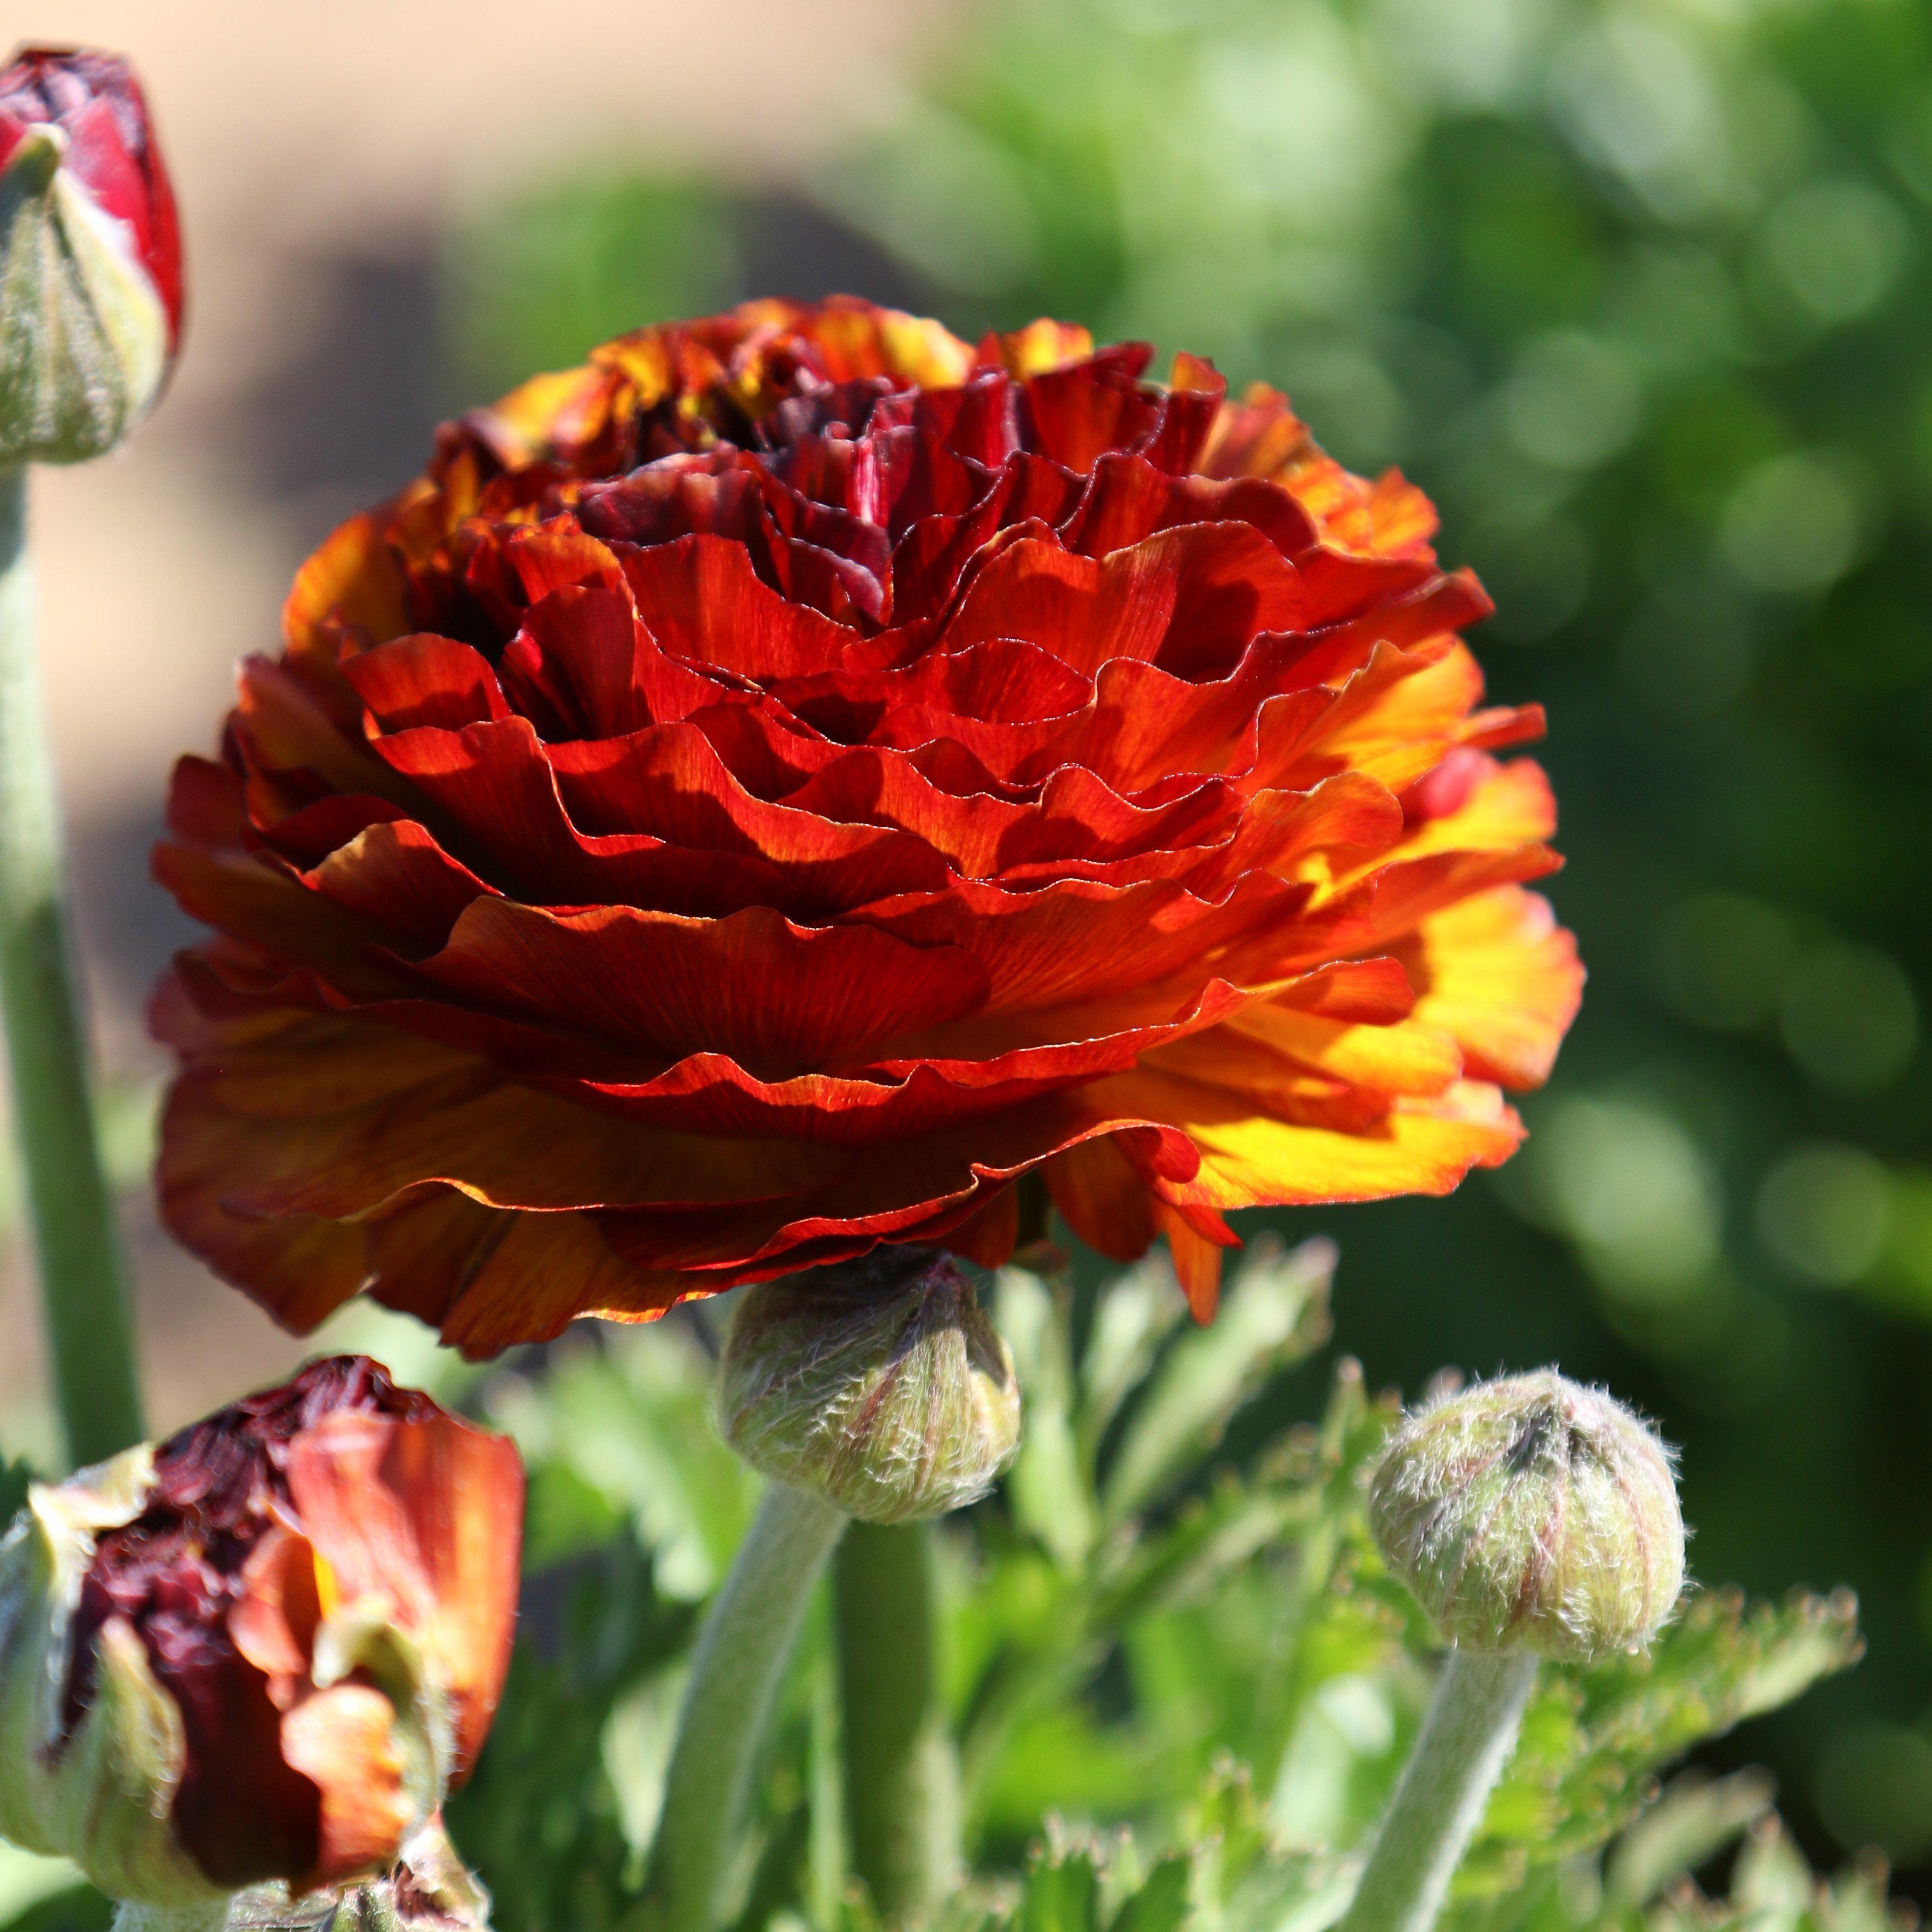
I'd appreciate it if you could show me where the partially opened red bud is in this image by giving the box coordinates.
[0,1358,522,1907]
[0,44,183,464]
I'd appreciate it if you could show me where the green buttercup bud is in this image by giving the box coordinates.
[717,1251,1022,1524]
[1368,1369,1685,1663]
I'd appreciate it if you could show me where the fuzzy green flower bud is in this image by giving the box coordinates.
[717,1251,1022,1523]
[1368,1369,1685,1663]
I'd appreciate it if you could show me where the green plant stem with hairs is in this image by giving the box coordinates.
[835,1519,963,1919]
[0,467,144,1468]
[108,1904,228,1932]
[653,1481,848,1932]
[1339,1648,1539,1932]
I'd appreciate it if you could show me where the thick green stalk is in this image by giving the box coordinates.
[834,1519,962,1920]
[1339,1649,1537,1932]
[0,466,143,1467]
[109,1904,229,1932]
[654,1481,847,1932]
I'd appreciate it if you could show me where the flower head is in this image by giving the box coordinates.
[0,44,182,463]
[152,299,1581,1351]
[1368,1369,1685,1662]
[0,1358,522,1904]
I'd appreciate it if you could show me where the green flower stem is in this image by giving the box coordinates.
[1338,1648,1537,1932]
[109,1903,230,1932]
[0,466,143,1468]
[834,1519,962,1920]
[654,1480,847,1932]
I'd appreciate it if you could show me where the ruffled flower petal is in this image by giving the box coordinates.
[152,298,1579,1343]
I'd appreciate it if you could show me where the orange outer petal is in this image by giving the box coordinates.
[279,1685,413,1889]
[1397,885,1584,1089]
[286,1410,524,1782]
[1076,1067,1524,1213]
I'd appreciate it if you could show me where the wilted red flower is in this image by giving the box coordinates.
[0,1358,522,1901]
[153,299,1580,1348]
[0,44,183,462]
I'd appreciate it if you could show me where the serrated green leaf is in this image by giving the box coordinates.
[998,1270,1099,1568]
[487,1325,757,1598]
[448,1531,694,1931]
[1183,1757,1272,1901]
[1077,1262,1185,1472]
[1100,1238,1335,1527]
[1604,1770,1775,1908]
[1461,1589,1862,1892]
[1022,1841,1103,1932]
[1106,1854,1191,1932]
[1730,1818,1816,1931]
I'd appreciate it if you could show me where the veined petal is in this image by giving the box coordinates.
[1396,885,1584,1088]
[154,299,1578,1347]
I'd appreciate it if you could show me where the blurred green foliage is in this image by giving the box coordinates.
[441,0,1932,1884]
[437,1247,1861,1932]
[0,1250,1877,1931]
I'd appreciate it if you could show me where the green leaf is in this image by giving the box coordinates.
[0,1457,33,1531]
[1604,1769,1776,1909]
[1106,1854,1191,1932]
[1181,1759,1350,1932]
[998,1270,1099,1568]
[0,1888,111,1932]
[0,1842,105,1932]
[1076,1261,1185,1471]
[1021,1838,1103,1932]
[488,1325,758,1591]
[1099,1237,1335,1527]
[1463,1589,1863,1892]
[1727,1817,1819,1932]
[448,1531,694,1931]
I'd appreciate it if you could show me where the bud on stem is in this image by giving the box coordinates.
[1369,1369,1684,1662]
[1339,1370,1687,1932]
[657,1252,1022,1931]
[717,1250,1021,1524]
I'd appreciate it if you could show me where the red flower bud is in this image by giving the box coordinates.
[0,1358,522,1906]
[0,44,183,463]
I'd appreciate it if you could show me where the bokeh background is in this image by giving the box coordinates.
[9,0,1932,1898]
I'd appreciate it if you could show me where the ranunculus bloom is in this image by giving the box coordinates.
[0,44,183,463]
[0,1358,522,1902]
[153,299,1580,1347]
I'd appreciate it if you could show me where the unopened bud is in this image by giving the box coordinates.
[1368,1369,1685,1663]
[717,1251,1022,1524]
[0,1358,522,1907]
[0,45,183,465]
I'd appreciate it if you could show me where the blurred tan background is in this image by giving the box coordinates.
[3,0,956,1456]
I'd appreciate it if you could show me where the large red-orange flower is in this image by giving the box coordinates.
[152,298,1580,1352]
